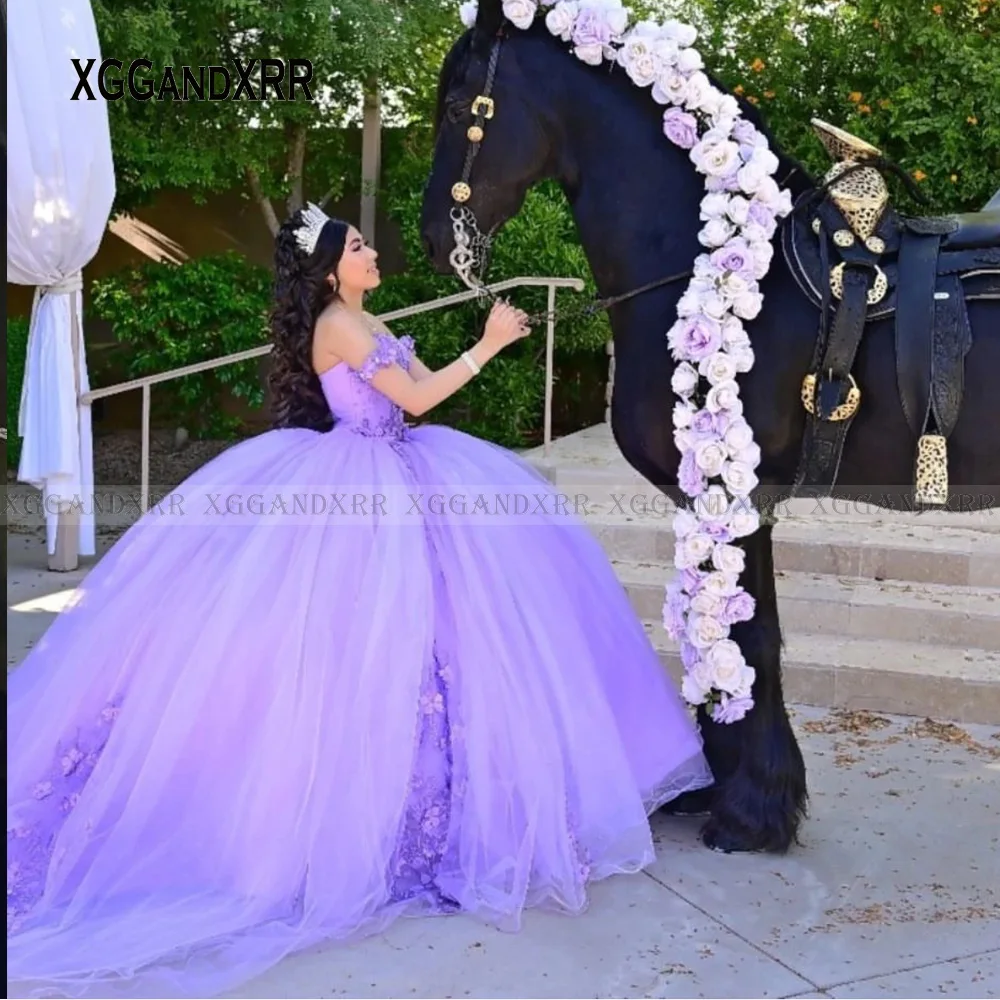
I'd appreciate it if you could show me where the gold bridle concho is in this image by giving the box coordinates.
[451,94,496,202]
[801,372,861,422]
[829,261,888,304]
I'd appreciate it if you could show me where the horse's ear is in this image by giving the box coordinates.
[473,0,505,42]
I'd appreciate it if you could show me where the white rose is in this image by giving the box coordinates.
[743,222,770,246]
[722,459,759,496]
[694,484,732,524]
[734,441,761,468]
[676,46,703,72]
[673,401,695,429]
[676,290,702,317]
[705,380,742,414]
[714,94,741,123]
[724,418,754,453]
[503,0,538,30]
[692,254,716,280]
[704,640,754,696]
[697,88,723,118]
[712,542,746,576]
[675,531,714,569]
[737,162,767,196]
[700,290,729,319]
[721,315,750,350]
[619,36,658,86]
[694,438,728,478]
[574,42,606,65]
[665,20,698,47]
[628,18,661,39]
[699,192,731,220]
[698,218,735,248]
[733,290,763,320]
[681,670,711,705]
[674,427,697,453]
[652,69,689,105]
[749,239,774,279]
[719,272,750,302]
[671,361,699,396]
[703,570,739,598]
[754,175,782,207]
[651,37,679,66]
[544,0,579,40]
[725,195,750,226]
[729,506,761,538]
[699,350,738,385]
[601,2,629,36]
[672,507,700,537]
[683,72,717,114]
[775,187,795,217]
[690,613,728,649]
[691,590,725,617]
[731,343,755,372]
[694,138,741,178]
[750,146,780,177]
[459,1,479,28]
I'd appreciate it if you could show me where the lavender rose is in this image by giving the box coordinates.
[662,107,699,149]
[710,238,754,278]
[721,590,755,625]
[678,449,707,497]
[712,694,754,724]
[668,315,723,362]
[679,639,702,673]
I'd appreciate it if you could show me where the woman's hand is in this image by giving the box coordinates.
[481,299,531,351]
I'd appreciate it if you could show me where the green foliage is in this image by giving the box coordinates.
[88,253,273,438]
[647,0,999,213]
[91,0,461,221]
[6,317,30,469]
[366,132,609,447]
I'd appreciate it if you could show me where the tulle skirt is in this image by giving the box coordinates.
[7,422,711,998]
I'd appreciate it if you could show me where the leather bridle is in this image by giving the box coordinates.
[447,31,506,289]
[443,26,703,326]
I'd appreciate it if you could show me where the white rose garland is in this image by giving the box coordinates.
[457,0,793,723]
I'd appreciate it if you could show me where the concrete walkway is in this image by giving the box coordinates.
[7,531,999,998]
[228,704,1000,999]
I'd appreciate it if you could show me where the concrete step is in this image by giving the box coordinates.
[616,559,1000,651]
[644,619,1000,726]
[578,504,1000,589]
[533,459,1000,528]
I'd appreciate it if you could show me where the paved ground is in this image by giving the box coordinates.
[220,704,999,1000]
[7,532,1000,998]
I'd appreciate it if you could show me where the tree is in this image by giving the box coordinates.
[645,0,998,213]
[91,0,462,233]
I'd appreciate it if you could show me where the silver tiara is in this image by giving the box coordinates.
[293,201,330,256]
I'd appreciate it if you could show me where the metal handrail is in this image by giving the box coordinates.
[78,274,585,511]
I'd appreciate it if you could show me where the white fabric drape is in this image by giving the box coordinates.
[7,0,116,557]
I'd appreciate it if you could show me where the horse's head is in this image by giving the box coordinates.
[421,0,557,278]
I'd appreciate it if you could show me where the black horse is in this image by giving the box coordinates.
[420,0,1000,854]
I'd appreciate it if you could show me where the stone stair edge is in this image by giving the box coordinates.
[646,621,1000,725]
[615,557,1000,606]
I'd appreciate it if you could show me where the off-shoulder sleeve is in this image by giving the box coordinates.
[355,331,400,383]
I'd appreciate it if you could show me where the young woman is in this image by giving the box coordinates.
[7,204,712,999]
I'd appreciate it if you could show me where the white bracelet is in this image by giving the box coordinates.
[461,350,481,375]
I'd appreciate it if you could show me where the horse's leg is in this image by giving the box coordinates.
[698,523,808,853]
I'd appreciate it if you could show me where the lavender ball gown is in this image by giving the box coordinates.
[7,329,712,998]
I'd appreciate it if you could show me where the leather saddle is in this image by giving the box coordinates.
[780,121,1000,505]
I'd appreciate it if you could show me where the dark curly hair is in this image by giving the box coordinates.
[267,208,351,430]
